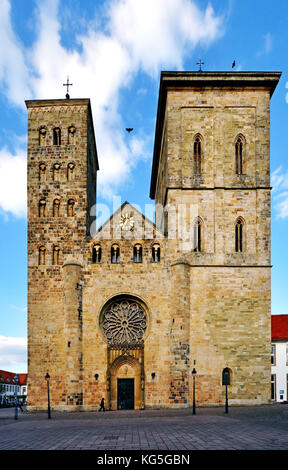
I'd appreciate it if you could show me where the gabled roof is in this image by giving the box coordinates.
[0,370,27,385]
[271,315,288,341]
[92,200,163,240]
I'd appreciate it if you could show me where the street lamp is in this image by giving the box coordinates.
[192,363,197,415]
[222,368,230,414]
[13,374,19,420]
[45,372,51,419]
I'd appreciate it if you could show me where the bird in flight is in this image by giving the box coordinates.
[126,128,133,133]
[232,60,236,68]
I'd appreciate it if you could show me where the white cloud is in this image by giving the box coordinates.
[272,166,288,219]
[0,147,27,217]
[0,0,224,215]
[0,336,27,372]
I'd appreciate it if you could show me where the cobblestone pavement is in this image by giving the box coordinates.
[0,404,288,451]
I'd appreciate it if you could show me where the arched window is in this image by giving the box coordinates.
[235,218,244,252]
[133,244,142,263]
[39,199,46,217]
[235,135,245,175]
[193,134,202,175]
[39,246,46,265]
[52,246,60,265]
[68,126,76,145]
[53,163,61,182]
[67,199,75,217]
[152,243,160,263]
[39,163,46,182]
[67,162,75,181]
[39,127,47,146]
[92,244,102,264]
[53,127,61,146]
[193,217,202,252]
[53,199,60,217]
[111,244,120,264]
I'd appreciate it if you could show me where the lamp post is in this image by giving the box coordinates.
[222,368,230,414]
[13,374,19,420]
[192,364,197,415]
[45,372,51,419]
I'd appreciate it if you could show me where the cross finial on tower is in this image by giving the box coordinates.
[63,77,73,99]
[197,59,204,72]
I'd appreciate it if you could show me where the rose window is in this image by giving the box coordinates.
[102,299,147,345]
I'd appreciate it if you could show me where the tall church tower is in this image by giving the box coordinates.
[26,98,98,409]
[150,72,280,405]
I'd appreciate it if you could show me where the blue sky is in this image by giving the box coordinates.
[0,0,287,373]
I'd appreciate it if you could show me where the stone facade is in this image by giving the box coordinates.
[26,71,281,411]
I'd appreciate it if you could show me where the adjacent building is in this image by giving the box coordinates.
[271,315,288,402]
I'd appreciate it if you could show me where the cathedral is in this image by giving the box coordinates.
[26,70,280,410]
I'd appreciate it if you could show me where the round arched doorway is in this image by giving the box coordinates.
[99,295,148,410]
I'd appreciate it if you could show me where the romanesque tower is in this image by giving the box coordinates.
[26,98,98,408]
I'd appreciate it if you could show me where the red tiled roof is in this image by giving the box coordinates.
[0,370,27,385]
[271,315,288,341]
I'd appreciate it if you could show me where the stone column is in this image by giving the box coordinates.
[169,261,190,407]
[62,261,83,410]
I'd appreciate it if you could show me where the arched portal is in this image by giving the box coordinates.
[99,295,148,410]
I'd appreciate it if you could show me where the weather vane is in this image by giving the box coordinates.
[63,77,73,99]
[197,59,204,72]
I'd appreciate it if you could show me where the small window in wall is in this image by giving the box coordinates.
[271,374,276,400]
[39,163,46,182]
[271,344,276,365]
[67,162,75,181]
[67,199,75,217]
[92,244,102,264]
[39,199,46,217]
[133,244,142,263]
[53,199,60,217]
[235,218,244,253]
[152,243,160,263]
[235,135,245,175]
[53,246,60,265]
[39,127,47,146]
[111,244,120,264]
[193,218,202,252]
[193,134,202,175]
[68,126,76,145]
[53,163,61,182]
[39,246,46,265]
[53,127,61,146]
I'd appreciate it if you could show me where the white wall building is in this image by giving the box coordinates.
[271,315,288,402]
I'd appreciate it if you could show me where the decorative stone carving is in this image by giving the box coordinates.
[102,299,147,345]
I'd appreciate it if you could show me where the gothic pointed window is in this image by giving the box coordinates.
[193,134,202,175]
[67,162,75,181]
[39,127,47,146]
[39,199,46,217]
[39,246,46,265]
[111,244,120,264]
[193,217,202,252]
[53,163,61,182]
[133,244,142,263]
[39,163,46,182]
[53,127,61,146]
[235,135,244,175]
[53,199,60,217]
[235,218,244,252]
[152,243,160,263]
[92,244,102,264]
[67,199,75,217]
[68,126,76,145]
[52,246,60,265]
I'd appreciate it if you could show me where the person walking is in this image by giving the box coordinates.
[98,397,105,412]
